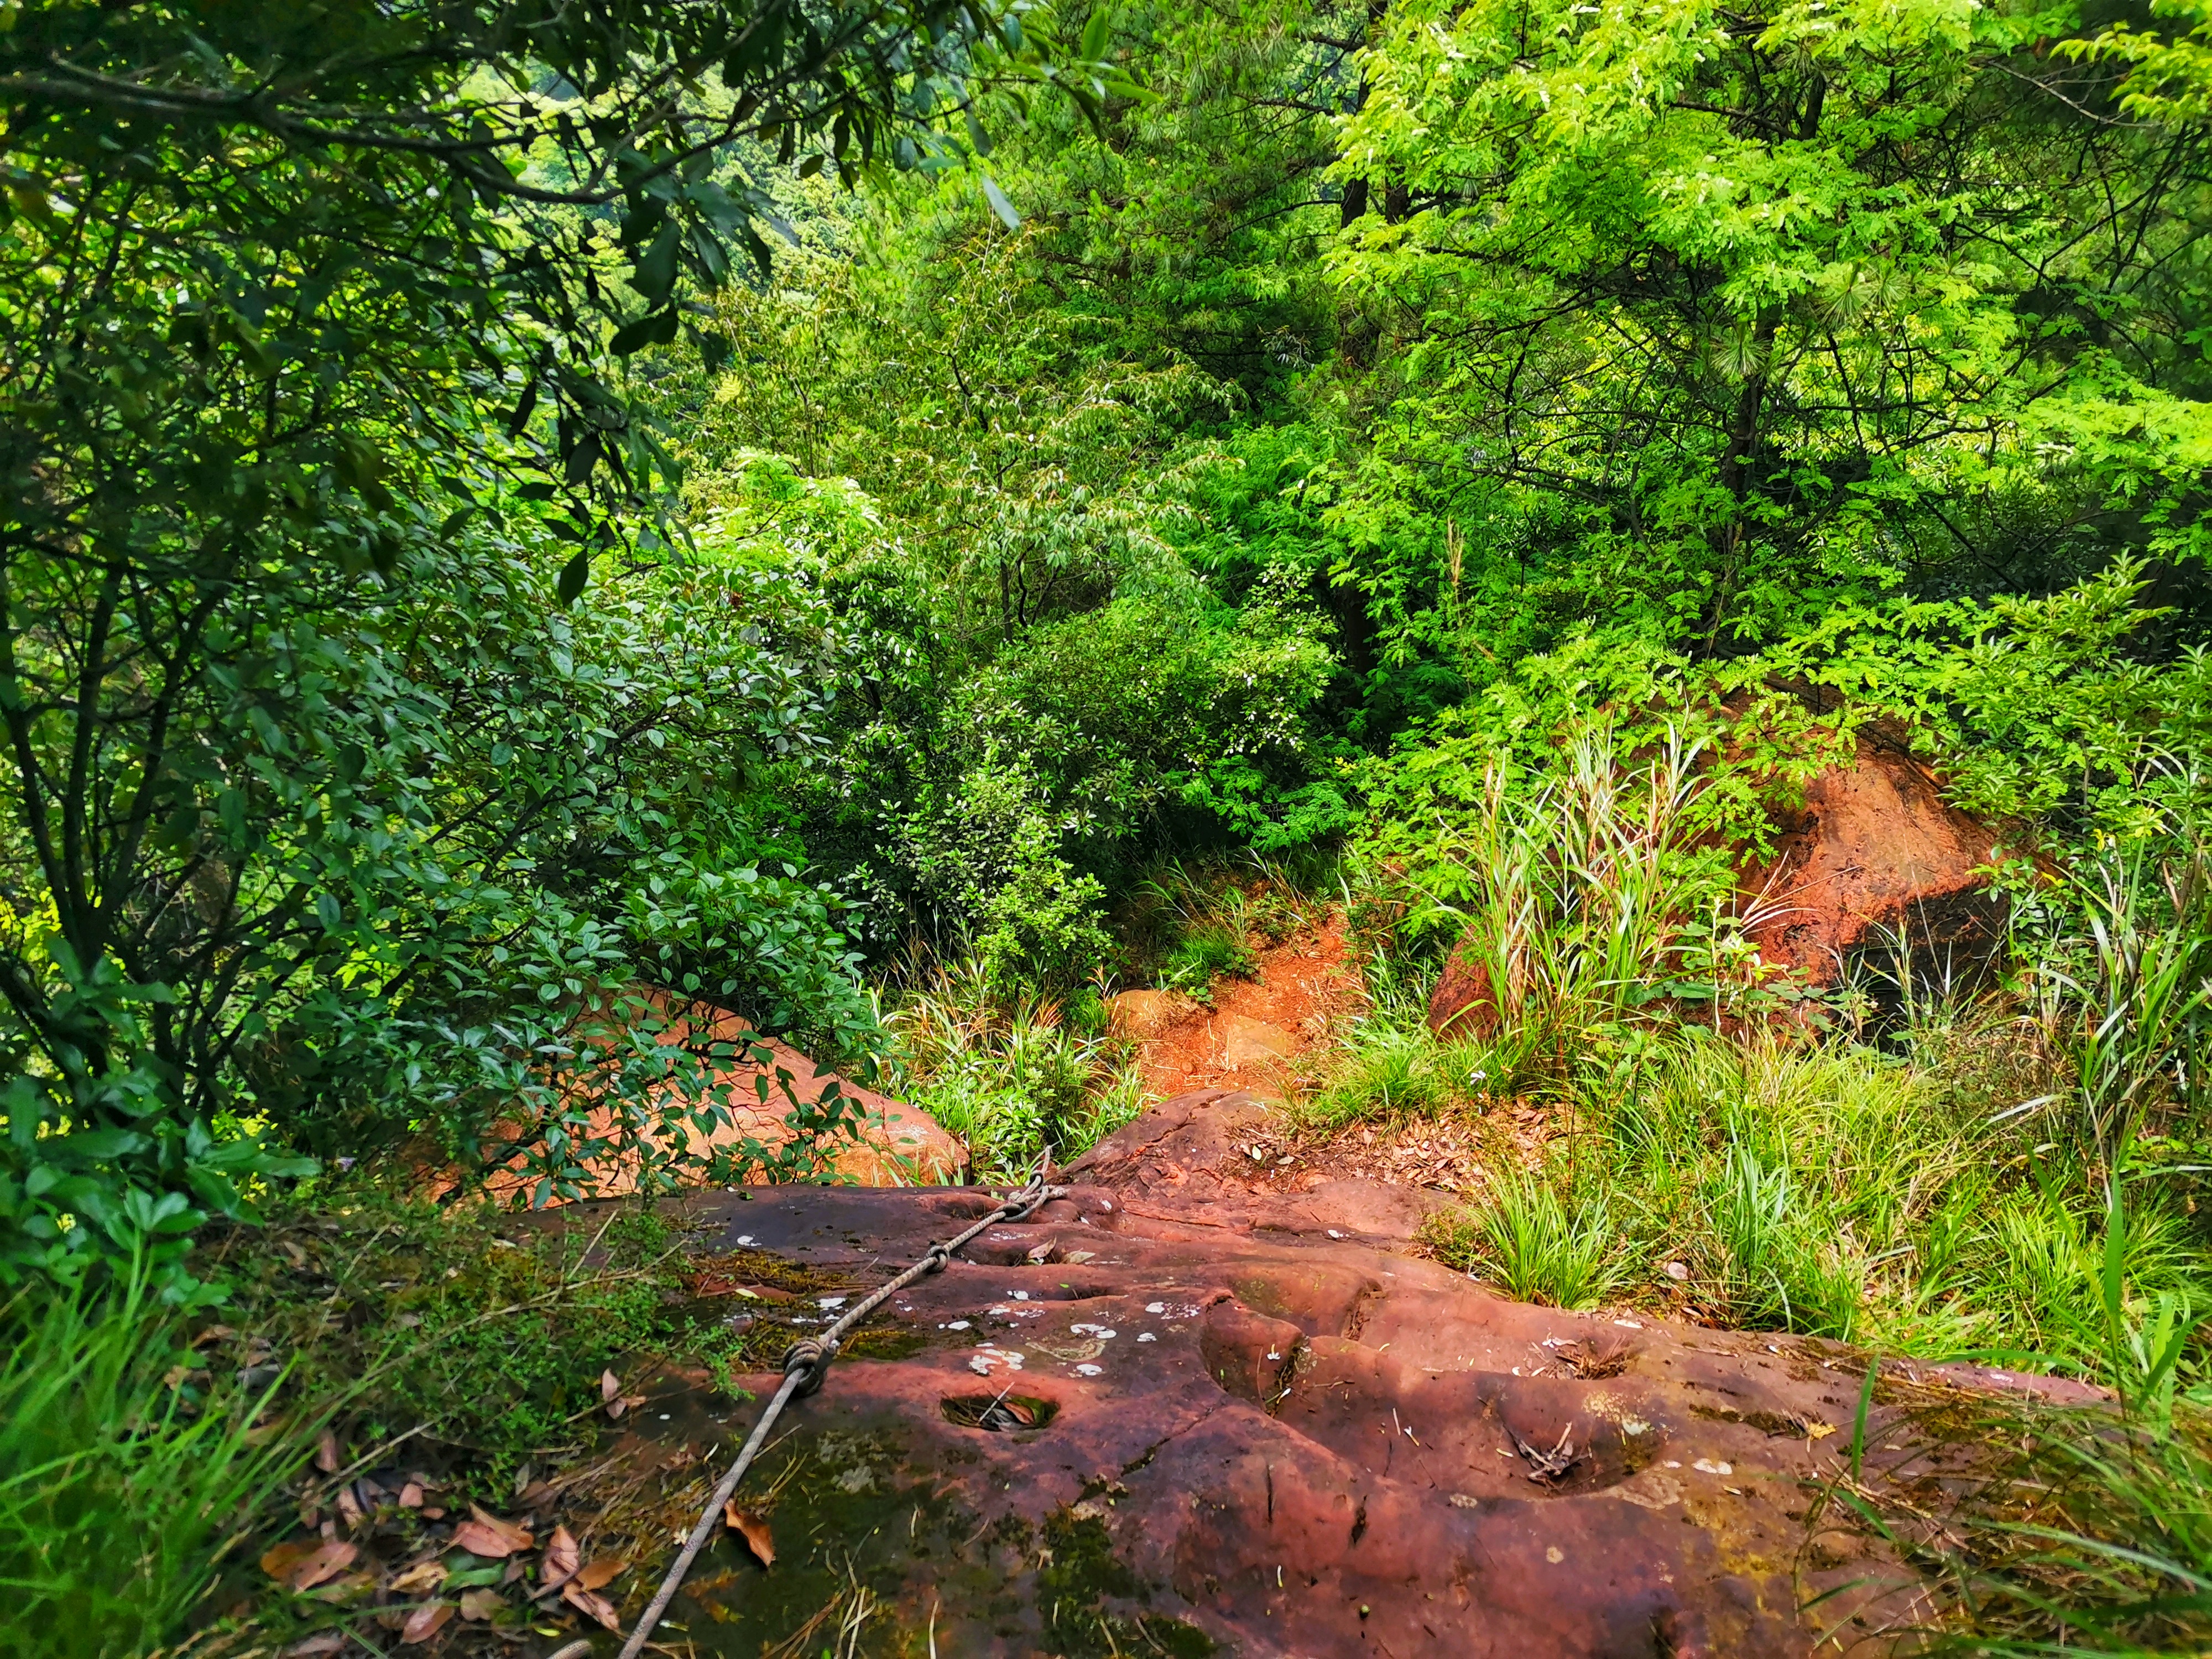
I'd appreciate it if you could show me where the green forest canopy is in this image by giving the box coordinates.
[6,0,2212,1293]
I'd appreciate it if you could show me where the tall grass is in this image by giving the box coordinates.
[0,1268,307,1658]
[1435,1170,1625,1310]
[2011,840,2212,1175]
[1381,727,1753,1047]
[886,955,1144,1181]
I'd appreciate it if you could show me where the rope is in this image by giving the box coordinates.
[608,1170,1065,1659]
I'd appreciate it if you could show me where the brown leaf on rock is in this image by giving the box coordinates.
[285,1540,359,1592]
[399,1601,453,1644]
[575,1556,626,1592]
[260,1540,313,1583]
[451,1504,534,1558]
[539,1524,581,1592]
[388,1559,448,1595]
[723,1503,774,1568]
[561,1582,621,1630]
[458,1587,505,1622]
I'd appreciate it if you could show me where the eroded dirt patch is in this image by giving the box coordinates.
[1118,915,1365,1102]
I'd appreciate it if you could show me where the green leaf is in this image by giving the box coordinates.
[609,311,679,356]
[981,175,1021,230]
[1080,6,1112,62]
[557,550,591,606]
[634,219,682,305]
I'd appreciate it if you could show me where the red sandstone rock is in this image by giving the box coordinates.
[1427,945,1499,1039]
[1425,732,2012,1038]
[457,999,965,1201]
[597,1091,2098,1657]
[1742,732,2009,985]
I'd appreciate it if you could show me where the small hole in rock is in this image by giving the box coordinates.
[941,1393,1060,1432]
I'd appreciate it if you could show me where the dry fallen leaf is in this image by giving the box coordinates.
[600,1368,621,1403]
[387,1559,448,1595]
[575,1556,626,1592]
[457,1587,506,1622]
[314,1430,341,1474]
[451,1505,534,1558]
[539,1524,581,1592]
[561,1583,621,1630]
[307,1568,378,1605]
[334,1484,364,1530]
[723,1503,774,1568]
[285,1540,359,1592]
[260,1540,313,1583]
[398,1602,453,1644]
[398,1480,425,1510]
[1806,1420,1837,1441]
[283,1636,346,1657]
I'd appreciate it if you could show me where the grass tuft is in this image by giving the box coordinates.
[887,955,1144,1181]
[0,1266,310,1659]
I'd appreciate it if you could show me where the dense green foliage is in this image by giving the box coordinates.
[0,0,1130,1293]
[13,0,2212,1649]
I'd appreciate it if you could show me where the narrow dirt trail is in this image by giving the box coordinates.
[1110,911,1521,1204]
[1112,912,1364,1102]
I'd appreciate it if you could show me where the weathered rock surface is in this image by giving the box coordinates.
[1110,988,1207,1040]
[1218,1014,1296,1072]
[1068,1086,1453,1241]
[1743,732,2009,985]
[1427,946,1498,1040]
[473,1015,966,1201]
[615,1092,2096,1657]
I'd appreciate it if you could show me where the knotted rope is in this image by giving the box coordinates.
[602,1170,1065,1659]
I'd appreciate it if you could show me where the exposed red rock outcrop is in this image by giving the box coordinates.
[603,1091,2099,1657]
[1116,915,1363,1101]
[1742,732,2008,985]
[1427,945,1499,1040]
[447,999,965,1202]
[1427,731,2012,1036]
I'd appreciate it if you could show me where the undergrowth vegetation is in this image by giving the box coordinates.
[0,1270,310,1659]
[884,957,1143,1182]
